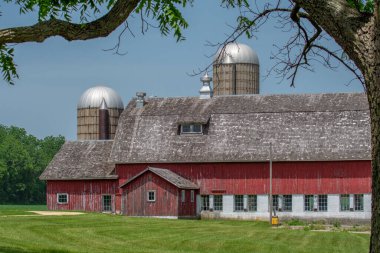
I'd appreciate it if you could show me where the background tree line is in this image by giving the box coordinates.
[0,125,64,204]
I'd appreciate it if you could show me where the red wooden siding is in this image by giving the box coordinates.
[46,180,117,212]
[116,161,371,195]
[115,193,122,213]
[123,171,179,217]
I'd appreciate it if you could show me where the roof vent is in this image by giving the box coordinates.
[136,92,146,108]
[199,72,213,99]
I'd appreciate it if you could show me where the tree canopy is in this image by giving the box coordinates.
[0,124,65,204]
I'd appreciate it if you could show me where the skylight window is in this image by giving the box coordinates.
[181,123,203,134]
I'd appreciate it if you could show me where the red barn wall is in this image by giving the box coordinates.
[46,180,117,212]
[123,171,179,217]
[116,161,371,195]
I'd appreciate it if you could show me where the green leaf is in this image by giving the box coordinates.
[346,0,374,13]
[136,0,191,42]
[0,44,19,85]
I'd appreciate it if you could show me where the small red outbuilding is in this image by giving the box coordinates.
[120,167,199,218]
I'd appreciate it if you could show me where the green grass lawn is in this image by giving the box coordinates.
[0,205,370,253]
[0,205,47,216]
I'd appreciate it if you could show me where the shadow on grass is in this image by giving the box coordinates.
[0,246,71,253]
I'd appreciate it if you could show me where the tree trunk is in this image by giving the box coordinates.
[368,2,380,252]
[368,76,380,252]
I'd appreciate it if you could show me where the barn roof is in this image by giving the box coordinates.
[120,167,199,189]
[40,140,117,180]
[109,93,371,163]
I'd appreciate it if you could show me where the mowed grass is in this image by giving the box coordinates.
[0,205,369,253]
[0,205,47,215]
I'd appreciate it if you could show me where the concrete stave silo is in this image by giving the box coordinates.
[77,86,124,140]
[213,43,260,95]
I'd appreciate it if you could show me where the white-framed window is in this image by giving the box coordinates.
[272,195,279,211]
[190,190,195,203]
[339,194,364,212]
[57,193,68,204]
[318,195,328,211]
[102,195,112,212]
[214,195,223,211]
[234,195,244,211]
[304,195,328,212]
[147,190,156,202]
[201,195,209,210]
[283,195,292,212]
[304,195,314,211]
[354,194,364,211]
[247,195,257,212]
[181,124,203,134]
[181,190,186,202]
[340,194,350,211]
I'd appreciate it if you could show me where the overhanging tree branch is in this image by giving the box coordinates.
[195,1,365,89]
[293,0,374,74]
[0,0,141,44]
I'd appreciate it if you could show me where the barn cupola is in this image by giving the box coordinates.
[199,72,212,99]
[136,92,146,108]
[77,86,124,140]
[213,42,260,95]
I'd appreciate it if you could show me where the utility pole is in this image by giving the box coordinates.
[269,142,273,224]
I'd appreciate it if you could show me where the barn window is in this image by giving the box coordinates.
[213,195,223,211]
[340,194,350,211]
[201,195,209,210]
[147,190,156,202]
[304,195,314,211]
[339,194,364,212]
[190,190,195,202]
[180,124,203,134]
[283,195,292,212]
[234,195,244,211]
[102,195,112,212]
[272,195,279,211]
[181,190,186,202]
[304,195,328,211]
[318,195,328,211]
[247,195,257,212]
[354,194,364,211]
[57,193,68,204]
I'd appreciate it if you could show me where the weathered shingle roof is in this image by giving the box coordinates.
[120,167,199,189]
[40,140,117,180]
[109,93,370,163]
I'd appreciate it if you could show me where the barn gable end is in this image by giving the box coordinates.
[121,168,198,217]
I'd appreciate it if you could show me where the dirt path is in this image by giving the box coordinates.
[28,211,85,216]
[0,211,85,218]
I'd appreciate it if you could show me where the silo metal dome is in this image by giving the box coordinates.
[215,43,259,65]
[78,86,124,109]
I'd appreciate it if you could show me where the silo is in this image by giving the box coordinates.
[77,86,124,140]
[213,43,260,95]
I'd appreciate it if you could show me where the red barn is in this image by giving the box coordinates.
[40,92,371,221]
[40,43,372,221]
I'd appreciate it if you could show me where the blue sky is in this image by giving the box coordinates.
[0,1,364,140]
